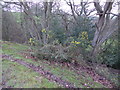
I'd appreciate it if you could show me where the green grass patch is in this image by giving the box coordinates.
[34,60,105,88]
[1,40,108,88]
[2,59,60,88]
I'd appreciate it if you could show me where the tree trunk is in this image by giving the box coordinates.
[91,1,115,58]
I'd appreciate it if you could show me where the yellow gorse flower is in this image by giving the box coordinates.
[71,41,81,44]
[75,41,81,44]
[29,38,33,43]
[42,29,46,33]
[29,38,35,45]
[82,31,87,35]
[81,31,88,39]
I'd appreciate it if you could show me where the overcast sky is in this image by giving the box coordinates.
[2,0,118,16]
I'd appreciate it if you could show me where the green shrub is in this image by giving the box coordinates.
[97,39,119,69]
[35,44,72,63]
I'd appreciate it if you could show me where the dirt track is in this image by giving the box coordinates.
[2,54,77,88]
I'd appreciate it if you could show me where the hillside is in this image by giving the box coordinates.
[1,41,119,88]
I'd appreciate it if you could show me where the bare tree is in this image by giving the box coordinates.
[91,0,119,57]
[20,2,42,43]
[65,0,95,21]
[41,1,53,44]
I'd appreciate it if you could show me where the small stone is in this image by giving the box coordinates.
[11,59,14,62]
[66,84,69,87]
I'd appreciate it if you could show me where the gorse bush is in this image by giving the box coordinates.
[33,29,93,65]
[62,31,91,62]
[35,44,72,63]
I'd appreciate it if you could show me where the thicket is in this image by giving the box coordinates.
[2,9,119,69]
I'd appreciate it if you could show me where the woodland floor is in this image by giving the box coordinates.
[0,40,119,88]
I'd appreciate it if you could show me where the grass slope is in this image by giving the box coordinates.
[1,41,119,88]
[1,41,60,88]
[2,60,59,88]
